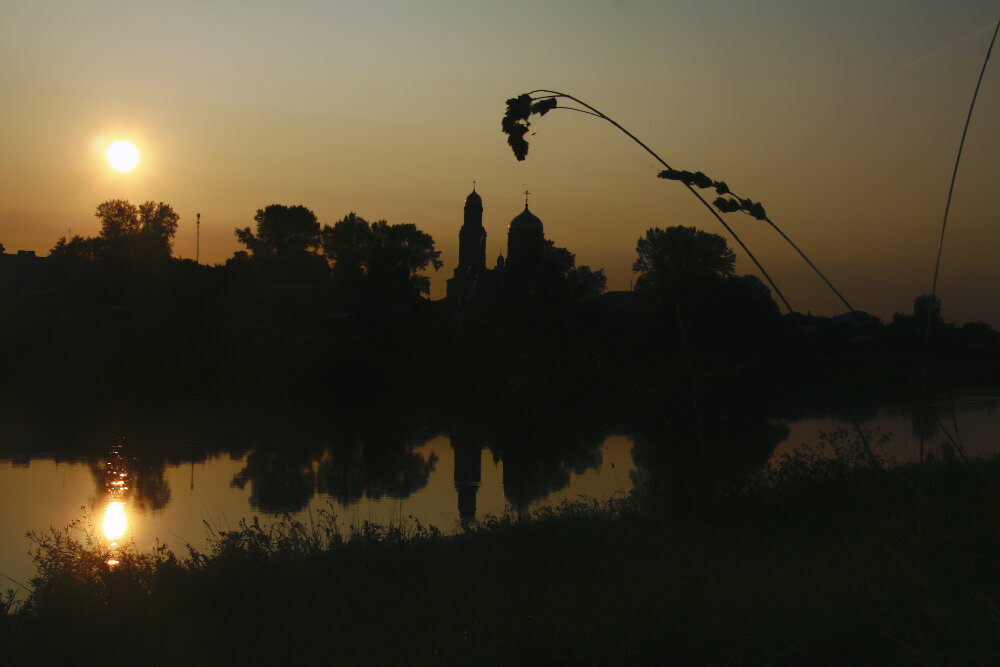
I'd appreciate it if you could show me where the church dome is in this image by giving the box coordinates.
[465,190,482,208]
[508,205,543,233]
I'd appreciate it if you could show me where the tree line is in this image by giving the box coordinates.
[31,198,799,330]
[7,197,996,402]
[46,201,444,302]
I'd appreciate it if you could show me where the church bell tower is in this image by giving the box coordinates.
[458,186,486,273]
[446,185,488,304]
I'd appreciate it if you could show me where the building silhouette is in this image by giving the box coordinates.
[445,187,546,305]
[505,203,544,269]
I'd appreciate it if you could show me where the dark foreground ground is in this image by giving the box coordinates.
[3,444,1000,667]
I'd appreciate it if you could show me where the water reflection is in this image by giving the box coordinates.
[452,430,482,525]
[100,440,131,564]
[217,404,612,521]
[103,501,127,542]
[0,389,995,571]
[630,393,788,513]
[493,418,605,512]
[229,422,442,514]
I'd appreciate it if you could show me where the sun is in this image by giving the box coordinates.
[106,140,140,172]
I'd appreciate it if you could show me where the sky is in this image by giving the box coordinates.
[1,0,998,325]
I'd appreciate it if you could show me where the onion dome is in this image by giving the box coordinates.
[465,190,482,212]
[508,205,543,233]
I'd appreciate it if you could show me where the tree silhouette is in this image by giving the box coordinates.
[634,226,735,297]
[97,199,179,263]
[322,213,442,299]
[96,199,142,244]
[501,239,607,307]
[322,212,371,292]
[367,220,442,298]
[49,235,102,262]
[633,226,780,356]
[47,200,178,269]
[235,204,327,282]
[566,263,608,303]
[136,201,180,256]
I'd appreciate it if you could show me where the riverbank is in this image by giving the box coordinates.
[3,444,999,666]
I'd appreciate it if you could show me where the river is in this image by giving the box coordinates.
[1,389,996,598]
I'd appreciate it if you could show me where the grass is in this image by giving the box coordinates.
[3,439,1000,666]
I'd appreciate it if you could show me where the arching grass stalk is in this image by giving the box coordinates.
[919,17,1000,466]
[502,90,794,314]
[506,90,865,318]
[701,179,858,318]
[928,19,1000,307]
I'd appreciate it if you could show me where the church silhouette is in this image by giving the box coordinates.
[445,187,547,306]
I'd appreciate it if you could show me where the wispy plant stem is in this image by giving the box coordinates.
[715,176,858,317]
[760,216,857,315]
[919,18,1000,466]
[528,89,794,314]
[929,19,1000,301]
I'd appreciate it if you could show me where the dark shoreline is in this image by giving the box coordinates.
[3,450,1000,666]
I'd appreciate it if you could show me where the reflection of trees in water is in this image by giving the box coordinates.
[487,410,606,511]
[445,396,613,518]
[906,395,997,453]
[316,420,439,505]
[230,422,439,514]
[231,441,319,514]
[629,395,787,513]
[88,442,172,512]
[130,463,171,511]
[315,442,438,506]
[499,441,603,510]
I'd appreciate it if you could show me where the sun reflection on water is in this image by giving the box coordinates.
[103,501,127,541]
[102,440,132,565]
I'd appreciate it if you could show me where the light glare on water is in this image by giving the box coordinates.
[103,501,127,541]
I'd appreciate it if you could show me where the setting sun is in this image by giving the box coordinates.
[106,140,140,172]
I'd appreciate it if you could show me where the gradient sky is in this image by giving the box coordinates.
[2,0,998,325]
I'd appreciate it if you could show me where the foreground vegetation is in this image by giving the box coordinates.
[3,435,999,666]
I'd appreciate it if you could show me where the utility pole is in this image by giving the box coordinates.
[196,213,200,264]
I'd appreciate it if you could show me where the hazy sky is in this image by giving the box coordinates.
[1,0,998,325]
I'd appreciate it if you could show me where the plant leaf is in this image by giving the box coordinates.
[745,201,767,220]
[531,98,558,116]
[657,169,685,181]
[738,198,767,220]
[691,171,713,189]
[714,197,741,213]
[505,125,530,161]
[504,94,533,123]
[502,93,535,161]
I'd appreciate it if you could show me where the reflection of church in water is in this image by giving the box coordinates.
[445,187,579,523]
[445,187,546,305]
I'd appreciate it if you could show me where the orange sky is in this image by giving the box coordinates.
[1,1,998,325]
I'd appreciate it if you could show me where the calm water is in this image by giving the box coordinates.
[0,431,635,595]
[1,391,997,597]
